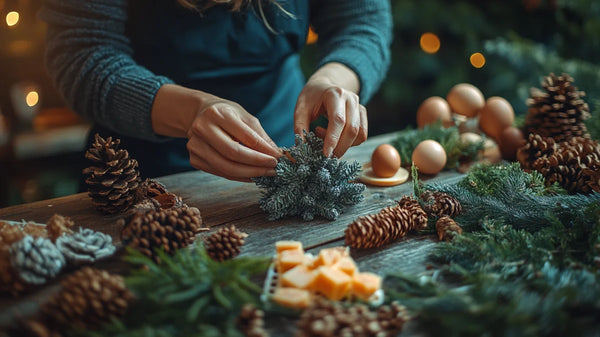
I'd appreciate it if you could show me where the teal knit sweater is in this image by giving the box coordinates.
[40,0,392,177]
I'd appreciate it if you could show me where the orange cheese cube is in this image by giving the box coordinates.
[312,247,347,268]
[272,287,312,309]
[334,256,358,276]
[277,249,306,273]
[281,264,317,290]
[351,272,382,300]
[275,241,303,254]
[314,266,352,300]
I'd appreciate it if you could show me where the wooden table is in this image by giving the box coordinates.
[0,132,463,336]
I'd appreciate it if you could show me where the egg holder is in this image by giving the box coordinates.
[359,162,409,187]
[261,250,385,307]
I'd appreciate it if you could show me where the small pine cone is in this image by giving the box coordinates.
[0,222,26,246]
[237,304,269,337]
[56,228,116,264]
[436,216,462,242]
[205,225,248,262]
[377,301,410,333]
[397,196,428,231]
[10,236,65,285]
[134,179,184,211]
[83,134,141,215]
[345,205,412,249]
[45,214,74,241]
[41,267,133,330]
[516,133,557,169]
[120,206,206,263]
[0,246,28,295]
[421,191,463,218]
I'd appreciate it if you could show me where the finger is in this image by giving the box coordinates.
[352,104,368,146]
[189,155,253,182]
[219,112,282,159]
[293,94,313,138]
[241,114,283,157]
[322,89,346,157]
[191,125,278,168]
[315,126,326,139]
[188,138,277,179]
[332,98,360,158]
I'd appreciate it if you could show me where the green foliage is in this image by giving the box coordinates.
[391,122,484,169]
[253,131,365,221]
[586,99,600,141]
[76,247,271,337]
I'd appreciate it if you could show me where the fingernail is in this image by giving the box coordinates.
[266,169,277,176]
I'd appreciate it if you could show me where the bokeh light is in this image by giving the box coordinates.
[420,33,440,54]
[26,91,39,107]
[470,52,486,68]
[6,11,19,27]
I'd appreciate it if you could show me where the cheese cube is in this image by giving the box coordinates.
[281,264,317,290]
[334,256,358,276]
[312,247,347,268]
[275,241,303,254]
[351,272,382,300]
[314,266,352,300]
[276,249,306,273]
[272,287,312,309]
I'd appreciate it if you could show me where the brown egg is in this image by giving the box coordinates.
[371,144,401,178]
[478,96,515,140]
[499,126,526,161]
[416,96,453,128]
[446,83,485,118]
[412,140,447,175]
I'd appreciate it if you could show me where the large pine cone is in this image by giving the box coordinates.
[83,134,141,214]
[41,267,133,330]
[205,225,248,262]
[56,228,115,264]
[10,236,65,285]
[524,73,590,142]
[345,205,412,249]
[516,133,557,169]
[120,206,206,263]
[396,195,428,231]
[420,191,463,218]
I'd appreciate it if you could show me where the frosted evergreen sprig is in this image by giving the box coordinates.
[253,131,365,221]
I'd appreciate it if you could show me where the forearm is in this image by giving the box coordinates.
[308,62,360,96]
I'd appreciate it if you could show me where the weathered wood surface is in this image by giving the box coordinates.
[0,132,463,335]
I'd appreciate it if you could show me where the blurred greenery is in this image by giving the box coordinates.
[303,0,600,135]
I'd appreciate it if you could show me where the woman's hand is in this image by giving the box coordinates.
[294,63,367,158]
[152,84,282,182]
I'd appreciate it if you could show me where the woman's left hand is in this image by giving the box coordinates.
[294,63,367,158]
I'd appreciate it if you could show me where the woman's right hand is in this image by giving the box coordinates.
[186,99,282,182]
[151,84,282,182]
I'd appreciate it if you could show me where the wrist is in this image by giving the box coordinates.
[308,62,360,95]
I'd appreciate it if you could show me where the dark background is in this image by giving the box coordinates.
[1,0,599,207]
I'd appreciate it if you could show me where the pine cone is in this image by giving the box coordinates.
[7,319,62,337]
[41,267,133,330]
[517,133,557,169]
[237,304,269,337]
[0,246,27,295]
[120,206,206,263]
[0,221,26,246]
[524,73,590,142]
[10,236,65,285]
[397,195,428,231]
[436,216,462,242]
[46,214,74,242]
[295,298,408,337]
[205,225,248,262]
[83,134,141,214]
[56,228,115,264]
[421,191,463,218]
[134,179,184,212]
[345,205,412,249]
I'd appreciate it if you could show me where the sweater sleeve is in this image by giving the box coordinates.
[310,0,393,104]
[39,0,174,142]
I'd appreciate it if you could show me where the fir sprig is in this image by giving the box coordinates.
[253,131,365,221]
[76,247,270,337]
[391,122,484,169]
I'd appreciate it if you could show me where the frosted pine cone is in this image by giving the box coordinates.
[436,216,462,242]
[41,267,132,330]
[45,214,74,241]
[205,225,248,262]
[83,134,141,214]
[120,206,206,263]
[56,228,115,264]
[421,191,463,218]
[10,236,65,285]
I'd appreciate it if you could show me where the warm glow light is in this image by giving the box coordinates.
[470,52,486,68]
[26,91,39,107]
[420,32,440,54]
[306,25,318,45]
[6,11,19,27]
